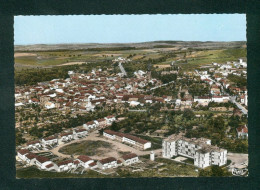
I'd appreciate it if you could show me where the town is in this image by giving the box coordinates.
[15,42,248,178]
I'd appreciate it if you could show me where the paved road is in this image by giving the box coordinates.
[230,96,248,115]
[119,62,127,76]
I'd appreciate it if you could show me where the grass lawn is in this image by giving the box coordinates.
[59,140,113,156]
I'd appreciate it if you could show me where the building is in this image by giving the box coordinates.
[17,149,31,161]
[103,130,151,150]
[26,140,42,150]
[236,125,248,139]
[41,136,58,148]
[104,115,116,125]
[194,96,211,106]
[97,157,117,170]
[24,153,37,165]
[77,155,94,168]
[162,134,227,168]
[60,132,74,142]
[74,129,88,138]
[121,153,139,165]
[35,156,56,170]
[57,159,76,172]
[83,121,98,130]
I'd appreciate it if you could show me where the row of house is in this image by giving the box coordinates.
[26,128,88,150]
[162,134,227,169]
[17,148,139,172]
[103,130,151,150]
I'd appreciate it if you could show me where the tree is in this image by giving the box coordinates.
[98,128,104,136]
[183,109,195,120]
[110,122,120,131]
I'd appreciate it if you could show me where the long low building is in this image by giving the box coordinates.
[103,130,151,150]
[162,134,227,169]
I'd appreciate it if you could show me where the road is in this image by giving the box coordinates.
[230,96,248,115]
[147,81,175,92]
[118,62,127,76]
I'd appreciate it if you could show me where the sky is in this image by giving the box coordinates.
[14,14,246,45]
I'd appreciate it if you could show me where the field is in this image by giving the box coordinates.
[58,140,113,156]
[14,42,246,72]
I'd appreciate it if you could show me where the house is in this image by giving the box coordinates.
[121,153,139,165]
[104,115,116,125]
[212,96,224,103]
[97,157,117,170]
[83,121,97,130]
[60,132,74,142]
[77,155,94,168]
[41,136,58,148]
[57,159,76,172]
[24,153,37,165]
[35,156,56,170]
[17,149,30,161]
[236,125,248,139]
[26,140,42,150]
[44,102,56,109]
[194,96,211,105]
[89,161,98,169]
[74,129,88,138]
[210,85,221,95]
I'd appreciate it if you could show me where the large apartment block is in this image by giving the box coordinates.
[162,134,227,168]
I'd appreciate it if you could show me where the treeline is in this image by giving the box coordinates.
[15,67,70,85]
[87,47,136,51]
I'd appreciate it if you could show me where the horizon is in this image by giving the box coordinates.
[14,14,246,45]
[14,40,247,46]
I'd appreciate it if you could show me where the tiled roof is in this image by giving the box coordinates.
[99,157,117,165]
[77,155,92,163]
[18,149,30,155]
[122,153,138,160]
[36,156,50,163]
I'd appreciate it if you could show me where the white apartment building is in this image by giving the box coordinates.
[162,134,227,168]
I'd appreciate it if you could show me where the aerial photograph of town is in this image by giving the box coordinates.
[15,14,248,178]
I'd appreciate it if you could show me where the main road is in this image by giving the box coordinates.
[118,62,127,76]
[230,96,248,115]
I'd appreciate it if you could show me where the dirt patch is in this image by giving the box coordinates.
[59,62,86,66]
[153,64,171,68]
[14,53,37,58]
